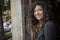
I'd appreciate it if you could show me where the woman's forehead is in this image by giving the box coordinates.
[34,5,43,10]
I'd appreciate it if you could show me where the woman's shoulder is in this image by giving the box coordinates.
[45,20,55,26]
[44,20,56,29]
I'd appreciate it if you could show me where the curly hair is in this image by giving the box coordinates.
[27,1,49,40]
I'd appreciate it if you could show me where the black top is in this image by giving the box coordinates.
[25,20,57,40]
[36,20,57,40]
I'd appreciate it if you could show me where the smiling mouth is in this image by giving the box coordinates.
[36,15,42,19]
[36,15,41,17]
[36,16,40,18]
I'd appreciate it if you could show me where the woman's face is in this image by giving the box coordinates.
[34,5,44,20]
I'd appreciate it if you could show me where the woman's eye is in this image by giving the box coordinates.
[39,9,42,11]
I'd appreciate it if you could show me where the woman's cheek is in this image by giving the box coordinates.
[39,11,43,14]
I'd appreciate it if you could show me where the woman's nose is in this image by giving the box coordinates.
[36,11,40,14]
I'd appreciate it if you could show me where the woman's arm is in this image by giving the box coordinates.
[44,21,57,40]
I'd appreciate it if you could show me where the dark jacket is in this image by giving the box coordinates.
[25,20,57,40]
[36,20,57,40]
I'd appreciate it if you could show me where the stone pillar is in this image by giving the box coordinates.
[10,0,23,40]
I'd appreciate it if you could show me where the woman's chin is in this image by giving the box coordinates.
[37,18,41,20]
[36,17,43,20]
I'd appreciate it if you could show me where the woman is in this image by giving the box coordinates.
[25,1,57,40]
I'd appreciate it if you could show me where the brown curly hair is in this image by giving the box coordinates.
[27,1,49,40]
